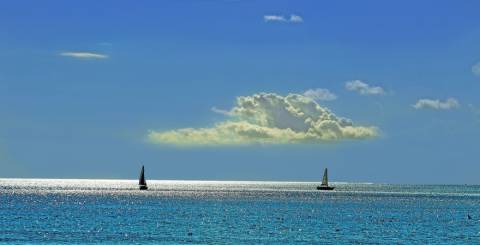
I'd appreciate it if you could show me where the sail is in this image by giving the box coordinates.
[139,165,147,186]
[321,168,328,186]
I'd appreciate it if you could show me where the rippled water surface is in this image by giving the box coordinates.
[1,179,479,244]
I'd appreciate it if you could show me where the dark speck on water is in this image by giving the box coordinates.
[1,179,480,243]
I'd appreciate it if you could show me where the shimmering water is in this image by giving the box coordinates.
[1,179,479,244]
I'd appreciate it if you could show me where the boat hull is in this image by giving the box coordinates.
[139,185,148,190]
[316,186,334,190]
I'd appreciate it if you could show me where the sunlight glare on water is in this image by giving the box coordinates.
[1,179,479,243]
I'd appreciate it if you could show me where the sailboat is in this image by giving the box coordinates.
[316,168,334,190]
[139,165,148,190]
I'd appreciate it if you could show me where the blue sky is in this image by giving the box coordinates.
[1,0,480,183]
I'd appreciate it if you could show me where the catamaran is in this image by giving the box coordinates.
[139,165,148,190]
[316,168,334,190]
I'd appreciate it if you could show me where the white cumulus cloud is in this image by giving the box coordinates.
[345,80,385,95]
[413,98,460,110]
[148,93,378,146]
[472,62,480,76]
[264,14,303,23]
[60,52,108,59]
[303,88,337,101]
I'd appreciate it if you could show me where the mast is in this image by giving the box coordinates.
[321,168,328,186]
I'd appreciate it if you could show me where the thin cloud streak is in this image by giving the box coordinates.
[264,15,287,22]
[413,98,460,110]
[60,52,108,59]
[211,107,233,116]
[264,14,303,23]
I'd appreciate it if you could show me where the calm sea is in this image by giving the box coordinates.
[1,179,479,244]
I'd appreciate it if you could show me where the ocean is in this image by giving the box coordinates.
[1,179,479,244]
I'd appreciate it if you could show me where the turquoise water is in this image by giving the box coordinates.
[1,179,479,244]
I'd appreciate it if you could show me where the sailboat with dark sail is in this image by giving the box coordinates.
[316,168,334,190]
[139,165,148,190]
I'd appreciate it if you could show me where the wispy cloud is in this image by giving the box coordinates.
[148,92,377,146]
[289,14,303,23]
[345,80,385,95]
[469,104,480,123]
[97,42,112,46]
[413,98,460,110]
[211,107,233,116]
[264,14,303,23]
[60,52,108,59]
[303,88,337,101]
[264,15,287,22]
[472,62,480,76]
